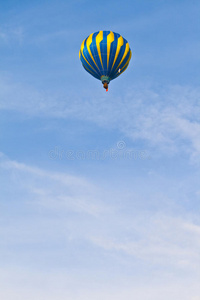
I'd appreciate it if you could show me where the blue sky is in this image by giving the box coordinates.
[0,0,200,299]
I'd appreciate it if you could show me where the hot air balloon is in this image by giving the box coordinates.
[79,31,132,91]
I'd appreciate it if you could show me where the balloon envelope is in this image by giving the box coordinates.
[79,31,132,88]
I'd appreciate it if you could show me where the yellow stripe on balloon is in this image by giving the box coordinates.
[80,52,97,72]
[115,42,130,72]
[80,40,97,73]
[111,36,124,70]
[86,33,100,71]
[83,64,97,77]
[96,31,103,69]
[107,31,114,68]
[80,39,86,55]
[117,50,132,75]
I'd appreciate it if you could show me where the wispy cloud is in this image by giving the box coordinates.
[0,152,105,216]
[0,263,199,300]
[90,215,200,271]
[1,153,200,270]
[1,153,200,299]
[1,74,200,159]
[0,27,24,44]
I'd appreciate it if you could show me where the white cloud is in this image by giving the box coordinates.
[1,153,200,299]
[0,266,199,300]
[0,27,24,44]
[89,214,200,272]
[1,75,200,159]
[1,153,200,271]
[0,152,104,217]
